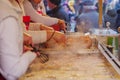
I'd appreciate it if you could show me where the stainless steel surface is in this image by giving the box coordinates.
[19,50,120,80]
[99,43,120,75]
[19,34,120,80]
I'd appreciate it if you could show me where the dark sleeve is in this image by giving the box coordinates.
[58,9,70,23]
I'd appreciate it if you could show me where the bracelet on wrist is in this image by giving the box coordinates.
[46,30,55,42]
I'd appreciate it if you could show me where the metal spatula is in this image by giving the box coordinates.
[30,45,49,63]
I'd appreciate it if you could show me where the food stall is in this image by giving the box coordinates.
[19,0,120,80]
[19,32,120,80]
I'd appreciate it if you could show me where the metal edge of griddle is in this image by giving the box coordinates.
[98,42,120,75]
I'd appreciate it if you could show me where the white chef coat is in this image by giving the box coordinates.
[0,0,36,80]
[10,0,48,44]
[23,0,59,26]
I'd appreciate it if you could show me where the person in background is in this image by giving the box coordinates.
[46,0,69,23]
[68,0,75,15]
[23,0,66,32]
[73,0,83,18]
[116,9,120,32]
[115,0,120,10]
[62,3,76,32]
[0,0,37,79]
[69,14,76,32]
[109,0,120,11]
[95,0,108,14]
[104,9,117,31]
[76,0,100,33]
[62,3,74,21]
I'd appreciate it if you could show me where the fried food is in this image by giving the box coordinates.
[67,35,92,49]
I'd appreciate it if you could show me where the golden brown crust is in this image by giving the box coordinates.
[67,35,92,49]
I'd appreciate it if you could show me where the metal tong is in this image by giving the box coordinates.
[30,45,49,63]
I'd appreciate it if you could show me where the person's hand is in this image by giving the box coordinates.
[35,52,41,56]
[23,32,33,46]
[58,20,67,33]
[23,45,33,52]
[52,31,66,44]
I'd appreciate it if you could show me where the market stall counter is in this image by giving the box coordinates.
[19,33,120,80]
